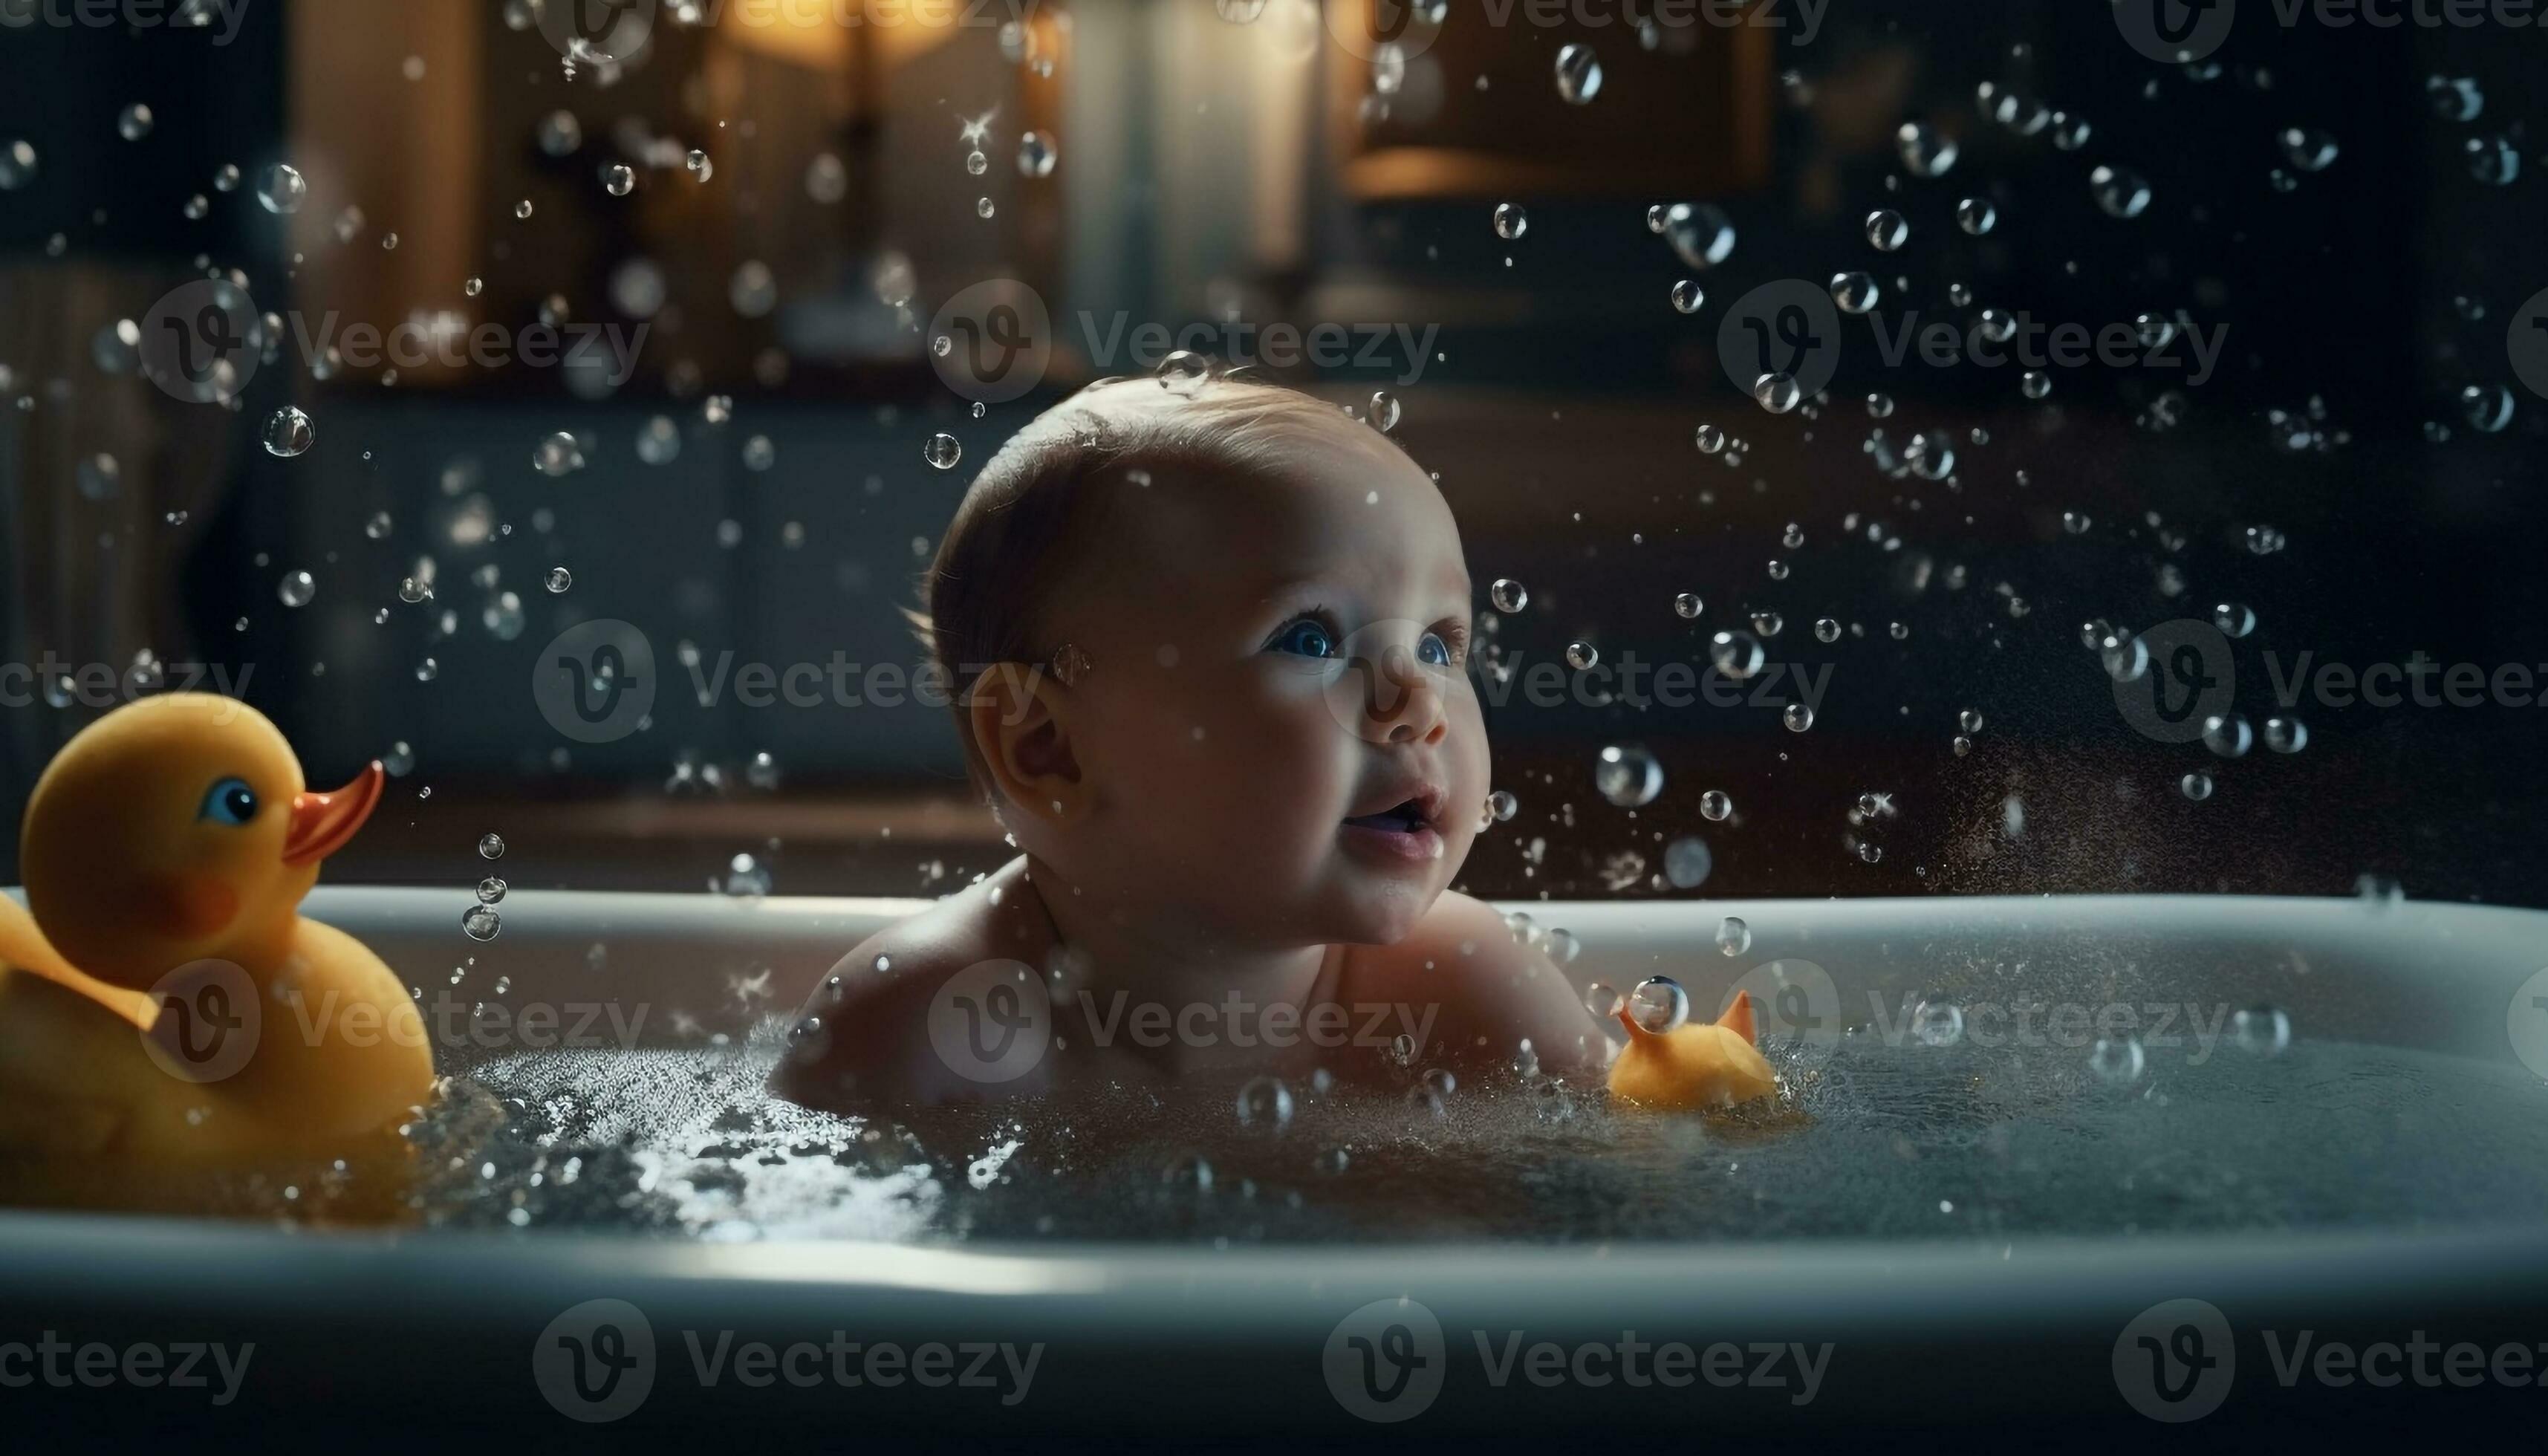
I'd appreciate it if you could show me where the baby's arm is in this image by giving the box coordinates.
[1343,891,1611,1080]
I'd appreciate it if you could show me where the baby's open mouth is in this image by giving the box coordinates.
[1342,799,1430,834]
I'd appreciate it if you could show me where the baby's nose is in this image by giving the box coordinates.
[1363,643,1446,745]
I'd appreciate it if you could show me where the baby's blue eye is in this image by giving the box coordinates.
[199,778,259,826]
[1268,619,1338,659]
[1417,632,1453,667]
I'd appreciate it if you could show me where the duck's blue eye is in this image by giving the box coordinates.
[1417,632,1453,667]
[199,778,259,826]
[1268,618,1338,659]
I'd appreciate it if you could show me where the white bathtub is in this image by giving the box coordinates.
[2,888,2543,1444]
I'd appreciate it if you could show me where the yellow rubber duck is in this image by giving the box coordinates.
[0,693,433,1163]
[1608,988,1779,1111]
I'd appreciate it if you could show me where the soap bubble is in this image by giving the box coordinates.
[1709,630,1765,680]
[1628,977,1689,1034]
[2426,74,2483,123]
[1715,916,1751,957]
[1699,790,1734,822]
[1674,592,1703,620]
[2090,165,2151,218]
[602,163,635,197]
[1911,1001,1964,1047]
[2211,602,2256,638]
[1567,641,1600,670]
[545,567,573,594]
[1368,391,1401,432]
[1753,373,1801,413]
[262,406,315,458]
[1553,43,1603,104]
[724,852,772,898]
[2279,127,2338,172]
[636,416,681,465]
[1486,789,1518,822]
[2461,383,2515,433]
[1585,982,1622,1019]
[2088,1036,2145,1084]
[924,433,963,469]
[1695,423,1727,454]
[2231,1005,2291,1056]
[1235,1076,1294,1132]
[730,261,777,317]
[2021,371,2052,400]
[536,110,582,156]
[1828,271,1879,314]
[1018,131,1057,178]
[478,833,507,860]
[1660,202,1736,270]
[1157,351,1210,396]
[2180,771,2214,802]
[116,103,155,141]
[1864,209,1908,251]
[461,905,501,941]
[0,140,36,190]
[1670,279,1704,314]
[742,435,776,471]
[1782,703,1815,732]
[2465,136,2520,186]
[476,877,507,906]
[1492,202,1528,241]
[1956,198,1996,235]
[2263,716,2309,754]
[2201,713,2253,759]
[1485,579,1530,614]
[1594,744,1663,807]
[1895,121,1957,177]
[277,571,316,608]
[1814,618,1840,643]
[1663,836,1712,888]
[534,432,583,477]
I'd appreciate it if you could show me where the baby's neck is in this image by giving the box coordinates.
[1014,855,1335,1052]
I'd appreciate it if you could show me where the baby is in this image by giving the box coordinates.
[772,374,1605,1111]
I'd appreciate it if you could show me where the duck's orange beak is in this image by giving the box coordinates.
[284,762,384,868]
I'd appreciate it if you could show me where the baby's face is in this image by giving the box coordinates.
[1037,422,1489,949]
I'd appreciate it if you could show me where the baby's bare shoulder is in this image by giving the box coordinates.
[767,860,1055,1111]
[1342,891,1610,1077]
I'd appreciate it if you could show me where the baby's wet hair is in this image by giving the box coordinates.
[911,371,1405,795]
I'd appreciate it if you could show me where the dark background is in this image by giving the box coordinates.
[1,0,2542,906]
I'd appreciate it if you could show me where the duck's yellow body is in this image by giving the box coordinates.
[0,694,434,1166]
[1607,989,1779,1111]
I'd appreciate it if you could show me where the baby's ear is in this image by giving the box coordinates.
[967,663,1088,823]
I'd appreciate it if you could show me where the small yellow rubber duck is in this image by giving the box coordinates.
[0,693,433,1162]
[1607,988,1779,1111]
